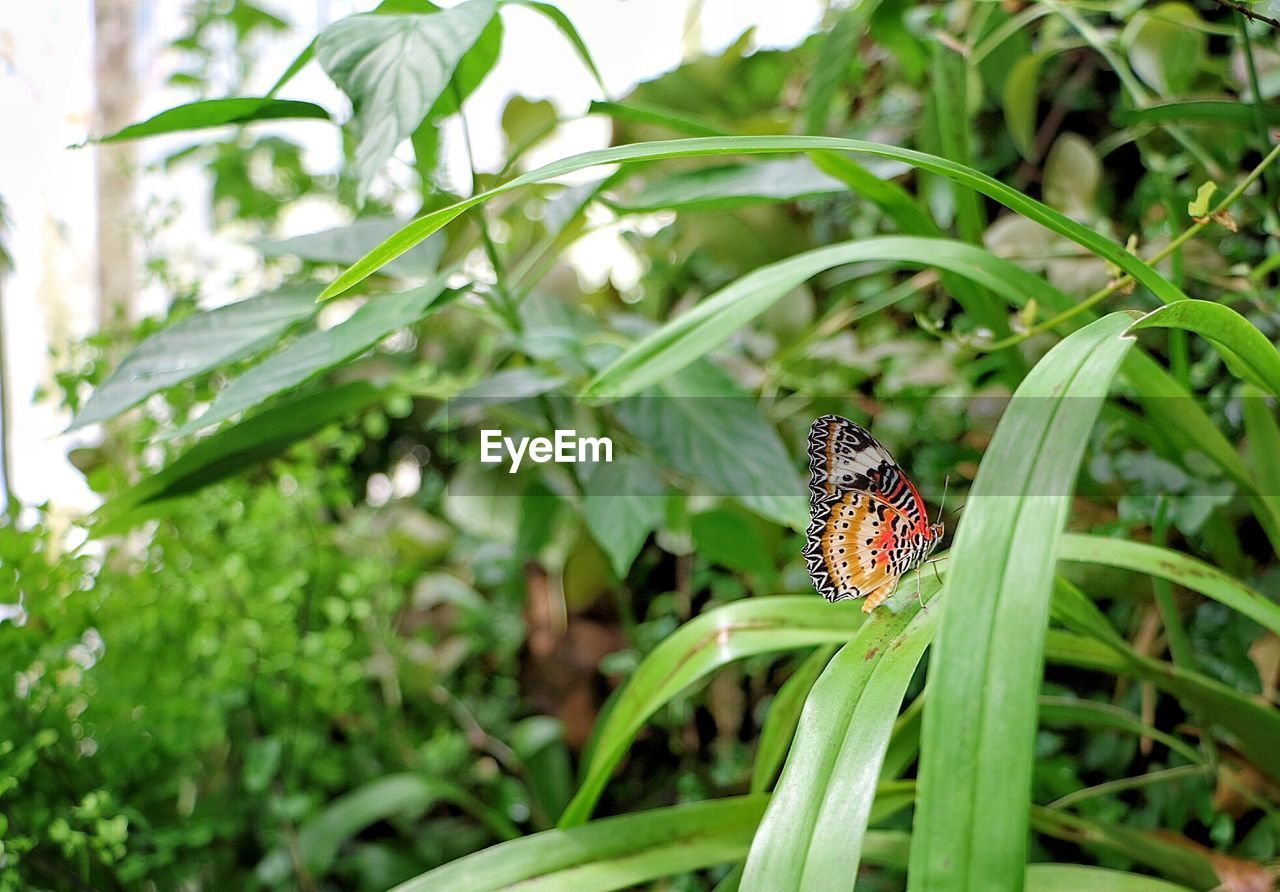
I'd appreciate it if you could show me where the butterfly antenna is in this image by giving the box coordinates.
[938,474,950,518]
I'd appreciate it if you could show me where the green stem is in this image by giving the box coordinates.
[976,140,1280,351]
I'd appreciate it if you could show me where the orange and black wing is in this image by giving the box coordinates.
[803,489,922,610]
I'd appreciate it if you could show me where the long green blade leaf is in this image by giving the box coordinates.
[167,281,448,438]
[911,314,1135,891]
[397,796,768,892]
[316,136,1186,305]
[742,577,940,890]
[1058,533,1280,636]
[1128,300,1280,397]
[94,97,329,142]
[582,236,1071,401]
[91,381,388,535]
[560,596,866,828]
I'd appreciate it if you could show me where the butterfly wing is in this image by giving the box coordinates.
[807,414,897,502]
[807,414,933,537]
[803,489,928,609]
[805,414,939,610]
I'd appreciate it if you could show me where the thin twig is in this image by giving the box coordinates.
[970,139,1280,352]
[1215,0,1280,29]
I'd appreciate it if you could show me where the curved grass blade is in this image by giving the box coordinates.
[581,236,1072,401]
[1058,533,1280,636]
[1031,808,1227,889]
[257,773,516,885]
[750,644,838,794]
[1128,300,1280,397]
[94,97,329,143]
[1243,384,1280,551]
[395,796,768,892]
[1037,697,1203,765]
[1023,863,1194,891]
[1050,579,1280,783]
[741,577,939,891]
[910,314,1136,891]
[883,693,1204,784]
[316,136,1187,305]
[1115,99,1280,128]
[560,597,866,827]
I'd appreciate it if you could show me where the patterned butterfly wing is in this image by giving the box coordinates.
[804,415,940,611]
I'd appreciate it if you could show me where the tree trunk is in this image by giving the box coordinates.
[93,0,138,331]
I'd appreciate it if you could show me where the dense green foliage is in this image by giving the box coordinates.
[4,1,1280,890]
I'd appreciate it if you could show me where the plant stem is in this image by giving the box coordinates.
[976,140,1280,352]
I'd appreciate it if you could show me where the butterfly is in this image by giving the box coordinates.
[803,414,943,612]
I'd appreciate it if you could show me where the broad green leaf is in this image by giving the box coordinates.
[1115,99,1280,128]
[397,796,767,892]
[1023,861,1195,891]
[911,314,1135,892]
[94,97,329,142]
[611,157,878,213]
[1058,533,1280,637]
[316,2,498,198]
[257,773,517,885]
[92,381,388,535]
[314,136,1188,306]
[70,286,319,430]
[742,577,939,891]
[582,455,666,577]
[750,644,838,794]
[582,236,1071,401]
[560,596,866,827]
[613,361,806,529]
[168,281,449,439]
[253,218,445,278]
[1128,300,1280,397]
[1121,2,1206,96]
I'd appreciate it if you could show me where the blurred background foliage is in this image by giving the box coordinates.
[3,0,1280,889]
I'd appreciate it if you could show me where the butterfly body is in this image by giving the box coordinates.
[803,414,942,611]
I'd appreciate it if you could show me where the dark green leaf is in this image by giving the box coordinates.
[92,381,388,535]
[71,286,319,430]
[614,362,806,529]
[168,281,449,438]
[94,98,329,143]
[582,455,666,577]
